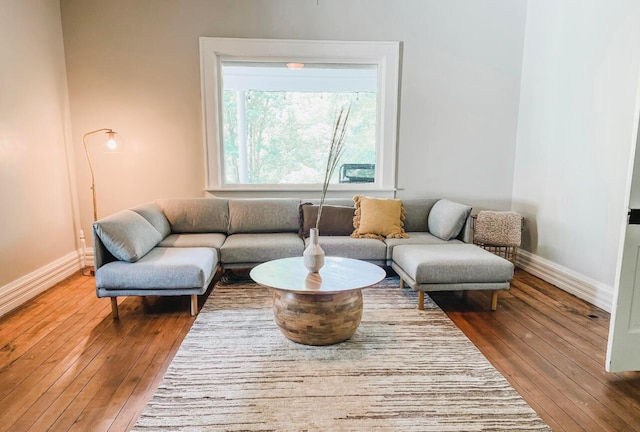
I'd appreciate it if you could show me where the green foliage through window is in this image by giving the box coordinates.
[222,90,377,185]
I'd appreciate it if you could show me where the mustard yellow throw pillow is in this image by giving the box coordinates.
[351,195,409,240]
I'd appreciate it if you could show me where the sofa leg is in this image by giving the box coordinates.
[110,297,119,319]
[190,294,198,316]
[399,279,405,289]
[418,291,425,310]
[490,291,499,311]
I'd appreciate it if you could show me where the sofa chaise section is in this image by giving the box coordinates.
[93,204,220,318]
[392,244,514,311]
[96,247,217,317]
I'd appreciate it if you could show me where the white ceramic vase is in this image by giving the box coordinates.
[303,228,325,273]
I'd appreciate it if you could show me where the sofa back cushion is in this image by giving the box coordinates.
[157,198,229,233]
[131,202,171,238]
[228,198,300,234]
[428,199,472,240]
[93,210,162,262]
[401,198,440,232]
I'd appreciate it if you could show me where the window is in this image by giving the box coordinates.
[200,38,400,193]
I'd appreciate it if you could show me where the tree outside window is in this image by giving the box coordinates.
[221,62,377,185]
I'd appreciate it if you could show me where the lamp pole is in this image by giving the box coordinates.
[82,128,115,221]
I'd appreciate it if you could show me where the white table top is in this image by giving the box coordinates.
[250,257,386,294]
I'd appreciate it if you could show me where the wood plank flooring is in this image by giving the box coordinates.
[0,273,198,432]
[431,269,640,432]
[0,269,638,431]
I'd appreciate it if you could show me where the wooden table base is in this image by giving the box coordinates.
[272,289,363,346]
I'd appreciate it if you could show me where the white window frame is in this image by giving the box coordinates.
[199,37,400,194]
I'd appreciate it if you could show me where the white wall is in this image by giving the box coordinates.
[512,0,640,305]
[0,0,79,312]
[59,0,527,244]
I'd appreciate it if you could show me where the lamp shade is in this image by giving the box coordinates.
[102,130,124,153]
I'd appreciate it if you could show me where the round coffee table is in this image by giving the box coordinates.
[250,257,386,346]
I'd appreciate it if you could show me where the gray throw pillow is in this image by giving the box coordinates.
[131,202,171,238]
[428,199,472,240]
[401,198,439,232]
[93,210,162,262]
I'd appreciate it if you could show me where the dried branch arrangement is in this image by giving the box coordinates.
[316,102,352,229]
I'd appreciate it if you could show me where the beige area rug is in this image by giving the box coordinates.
[133,278,550,431]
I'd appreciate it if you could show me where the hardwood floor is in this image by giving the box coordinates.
[0,273,198,432]
[0,269,638,431]
[431,269,640,432]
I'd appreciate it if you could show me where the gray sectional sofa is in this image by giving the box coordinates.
[93,197,513,318]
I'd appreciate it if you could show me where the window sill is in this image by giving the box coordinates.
[204,187,397,199]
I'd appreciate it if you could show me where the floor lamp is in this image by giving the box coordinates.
[82,128,123,275]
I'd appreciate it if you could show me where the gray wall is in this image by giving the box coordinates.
[59,0,528,245]
[513,0,640,289]
[0,0,77,287]
[0,0,79,316]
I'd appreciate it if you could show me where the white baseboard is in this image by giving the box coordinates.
[0,250,84,318]
[84,247,94,265]
[516,250,613,313]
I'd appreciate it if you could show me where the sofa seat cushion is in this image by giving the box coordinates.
[96,247,217,290]
[392,244,513,284]
[305,236,386,261]
[158,233,226,249]
[221,233,304,264]
[384,232,463,260]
